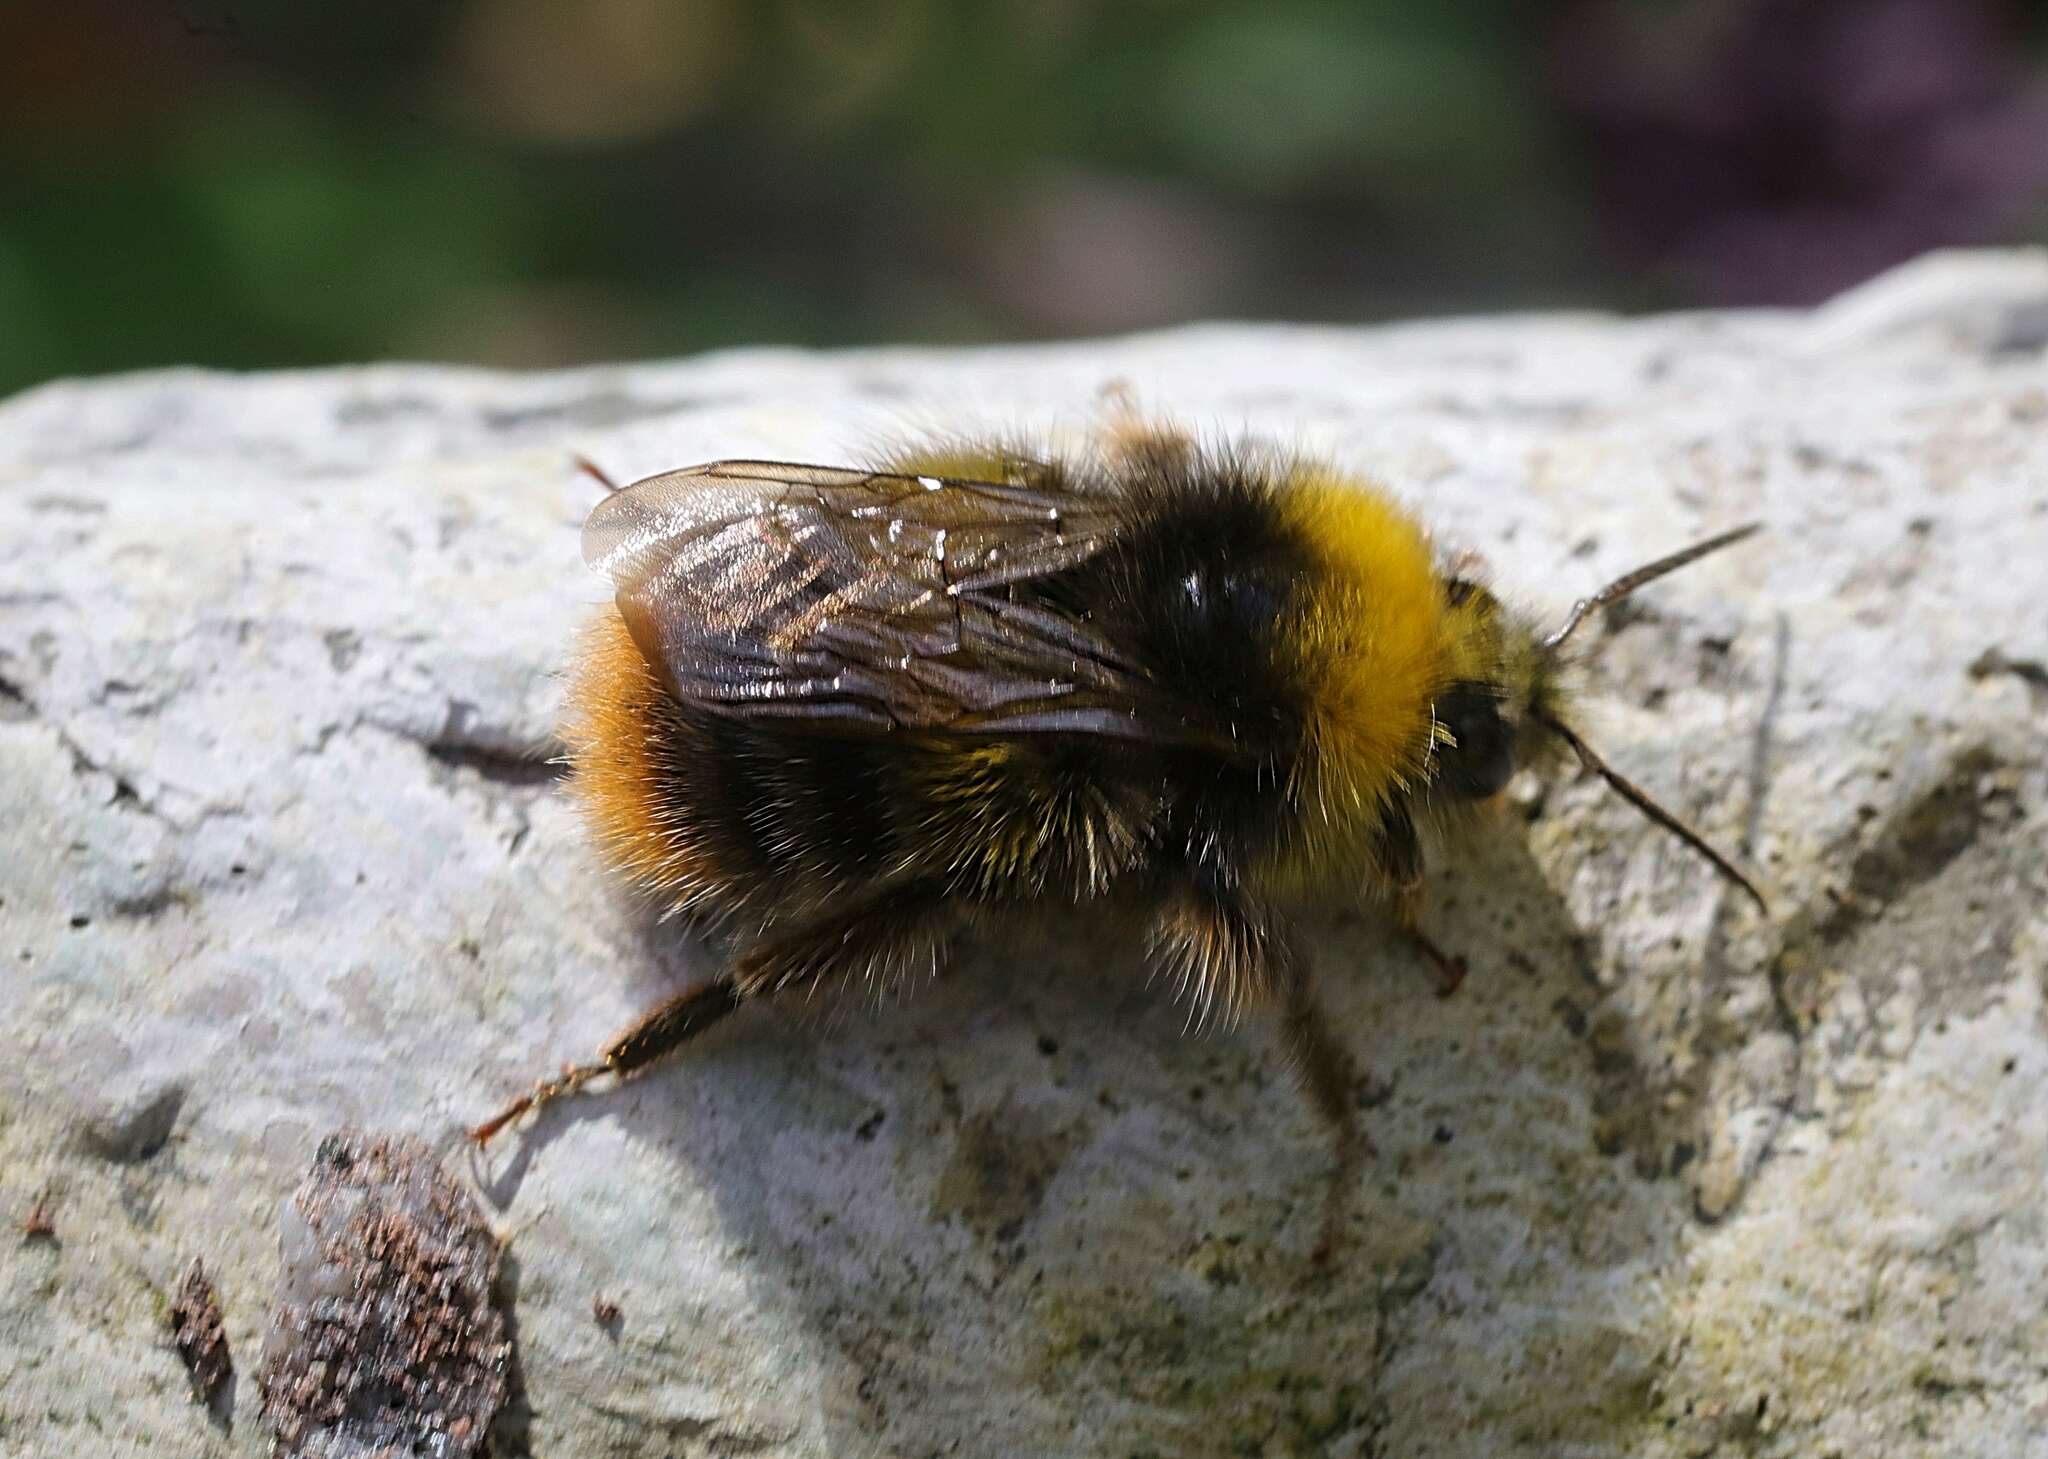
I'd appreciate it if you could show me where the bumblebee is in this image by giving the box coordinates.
[474,424,1762,1244]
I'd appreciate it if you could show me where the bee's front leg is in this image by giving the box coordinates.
[1395,885,1468,999]
[1371,803,1468,998]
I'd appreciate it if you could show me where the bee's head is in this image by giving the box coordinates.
[1425,525,1768,911]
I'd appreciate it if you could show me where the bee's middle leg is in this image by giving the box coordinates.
[1149,879,1366,1262]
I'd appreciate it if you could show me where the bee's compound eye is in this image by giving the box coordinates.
[1436,682,1514,799]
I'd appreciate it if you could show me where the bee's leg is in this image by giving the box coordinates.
[1149,880,1365,1262]
[572,455,624,492]
[1280,955,1371,1265]
[1396,886,1468,998]
[471,879,954,1145]
[1371,804,1468,998]
[470,978,742,1144]
[1099,391,1197,477]
[728,878,955,1002]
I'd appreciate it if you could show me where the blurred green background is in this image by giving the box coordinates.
[4,0,2045,396]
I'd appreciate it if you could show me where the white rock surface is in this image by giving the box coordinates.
[3,250,2047,1458]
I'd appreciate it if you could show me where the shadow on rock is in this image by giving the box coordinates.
[476,824,1718,1457]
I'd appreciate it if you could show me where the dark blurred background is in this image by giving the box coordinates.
[4,0,2045,396]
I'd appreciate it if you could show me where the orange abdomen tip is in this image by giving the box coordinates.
[562,609,710,910]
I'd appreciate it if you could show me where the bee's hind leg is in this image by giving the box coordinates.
[727,878,956,1004]
[471,879,956,1145]
[470,977,744,1144]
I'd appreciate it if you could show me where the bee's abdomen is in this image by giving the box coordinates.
[691,713,897,885]
[568,608,1172,917]
[564,611,898,923]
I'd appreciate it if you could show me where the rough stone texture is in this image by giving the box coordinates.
[3,248,2047,1458]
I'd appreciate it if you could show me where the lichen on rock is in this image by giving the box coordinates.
[260,1133,509,1458]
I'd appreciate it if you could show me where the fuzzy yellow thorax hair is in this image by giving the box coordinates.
[1274,468,1448,825]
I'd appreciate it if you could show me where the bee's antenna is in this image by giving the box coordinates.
[575,455,626,493]
[1542,523,1762,654]
[1532,710,1768,913]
